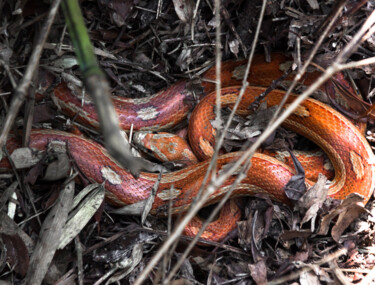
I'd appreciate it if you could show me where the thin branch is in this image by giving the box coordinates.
[338,56,375,69]
[213,0,222,181]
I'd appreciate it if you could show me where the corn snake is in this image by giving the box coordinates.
[1,54,375,242]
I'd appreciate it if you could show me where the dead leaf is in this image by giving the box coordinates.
[298,174,328,210]
[229,39,240,56]
[249,259,267,285]
[238,206,269,254]
[10,147,43,169]
[280,230,312,241]
[58,183,105,249]
[106,243,144,283]
[1,234,29,277]
[306,0,319,10]
[0,43,13,63]
[93,226,157,264]
[176,48,193,70]
[294,247,311,262]
[172,0,194,23]
[43,140,71,181]
[32,103,56,123]
[99,0,139,27]
[141,173,162,225]
[43,152,71,181]
[24,180,75,284]
[300,270,319,285]
[298,175,329,231]
[317,193,370,242]
[284,150,307,201]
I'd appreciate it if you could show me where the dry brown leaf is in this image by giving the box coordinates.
[295,250,310,262]
[306,0,319,10]
[298,174,328,210]
[249,260,267,285]
[298,175,329,231]
[317,193,370,242]
[43,152,71,181]
[1,234,29,277]
[99,0,139,27]
[238,207,266,253]
[300,270,319,285]
[172,0,194,23]
[10,147,43,169]
[280,230,312,241]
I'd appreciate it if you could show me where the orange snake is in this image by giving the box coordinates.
[1,54,374,242]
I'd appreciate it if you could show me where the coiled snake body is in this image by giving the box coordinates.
[1,54,374,241]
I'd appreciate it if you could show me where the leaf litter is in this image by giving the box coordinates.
[1,0,375,284]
